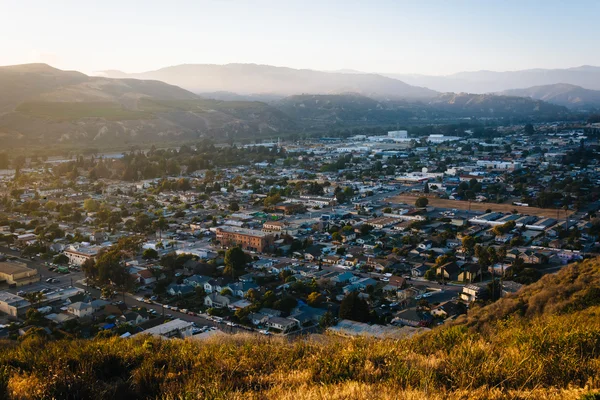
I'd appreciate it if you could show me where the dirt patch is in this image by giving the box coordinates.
[388,194,573,218]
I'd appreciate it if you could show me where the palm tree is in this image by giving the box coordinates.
[23,291,45,307]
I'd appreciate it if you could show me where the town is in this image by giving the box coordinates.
[1,121,599,341]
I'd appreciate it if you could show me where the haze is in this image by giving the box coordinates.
[1,0,599,76]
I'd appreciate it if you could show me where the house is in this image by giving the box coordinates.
[266,316,298,333]
[228,281,259,298]
[341,232,356,242]
[331,271,357,284]
[229,299,252,310]
[183,275,211,288]
[393,309,431,327]
[520,250,546,265]
[342,257,359,267]
[430,301,465,319]
[167,283,195,297]
[67,302,94,318]
[204,277,232,294]
[303,245,324,261]
[457,263,482,283]
[323,255,342,265]
[259,308,282,317]
[460,284,485,303]
[411,264,429,277]
[137,269,157,285]
[388,276,406,289]
[119,311,149,326]
[248,312,269,326]
[204,293,233,308]
[436,262,460,281]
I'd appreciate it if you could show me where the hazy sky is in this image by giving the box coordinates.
[1,0,598,75]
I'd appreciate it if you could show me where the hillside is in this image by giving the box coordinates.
[2,258,600,399]
[101,63,439,100]
[387,65,600,93]
[500,83,600,109]
[427,92,570,118]
[273,93,416,128]
[0,64,295,147]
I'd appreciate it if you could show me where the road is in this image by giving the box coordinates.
[74,283,254,335]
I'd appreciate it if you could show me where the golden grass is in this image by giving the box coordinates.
[2,259,600,399]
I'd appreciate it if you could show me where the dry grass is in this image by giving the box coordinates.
[2,259,600,399]
[388,195,574,217]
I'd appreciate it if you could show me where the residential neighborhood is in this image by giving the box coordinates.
[0,124,599,340]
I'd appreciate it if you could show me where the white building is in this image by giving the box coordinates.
[427,134,461,143]
[137,318,194,339]
[388,130,408,139]
[64,245,101,266]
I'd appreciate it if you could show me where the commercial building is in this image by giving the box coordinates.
[0,292,30,317]
[427,134,461,143]
[215,226,274,252]
[0,261,39,287]
[64,246,100,266]
[388,130,408,139]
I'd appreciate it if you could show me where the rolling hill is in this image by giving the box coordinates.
[500,83,600,109]
[0,64,295,147]
[101,63,439,100]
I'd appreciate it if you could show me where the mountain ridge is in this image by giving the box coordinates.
[500,83,600,109]
[100,63,439,100]
[384,65,600,93]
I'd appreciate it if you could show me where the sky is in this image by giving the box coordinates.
[0,0,599,76]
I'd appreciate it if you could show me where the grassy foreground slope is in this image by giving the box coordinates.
[2,259,600,399]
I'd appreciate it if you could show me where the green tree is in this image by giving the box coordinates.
[319,311,335,328]
[415,197,429,208]
[424,269,437,281]
[224,247,247,278]
[462,235,476,258]
[83,198,100,213]
[142,248,159,260]
[52,253,69,265]
[524,123,535,135]
[339,292,370,322]
[307,291,324,307]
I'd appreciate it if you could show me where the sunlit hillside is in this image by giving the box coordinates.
[2,258,600,399]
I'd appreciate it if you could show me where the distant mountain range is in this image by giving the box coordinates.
[499,83,600,109]
[0,63,578,148]
[101,64,439,100]
[385,66,600,94]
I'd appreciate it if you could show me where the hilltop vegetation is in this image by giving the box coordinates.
[2,258,600,399]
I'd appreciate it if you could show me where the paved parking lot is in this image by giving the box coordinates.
[0,245,85,295]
